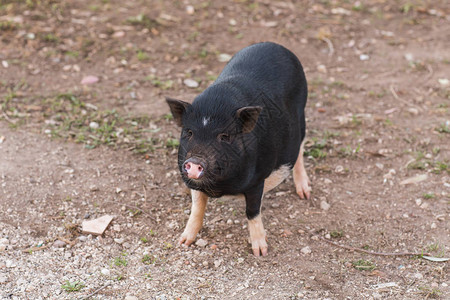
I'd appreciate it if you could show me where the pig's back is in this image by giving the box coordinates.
[217,42,308,178]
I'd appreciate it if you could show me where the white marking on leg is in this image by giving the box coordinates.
[293,140,311,199]
[179,189,208,246]
[248,214,268,256]
[264,164,291,193]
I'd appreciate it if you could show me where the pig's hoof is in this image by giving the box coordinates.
[296,178,311,200]
[179,232,196,247]
[251,238,268,257]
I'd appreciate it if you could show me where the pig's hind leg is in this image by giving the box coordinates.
[293,140,311,199]
[179,189,208,246]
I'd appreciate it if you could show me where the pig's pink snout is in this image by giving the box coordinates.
[184,159,205,179]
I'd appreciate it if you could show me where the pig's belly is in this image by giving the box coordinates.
[219,164,291,201]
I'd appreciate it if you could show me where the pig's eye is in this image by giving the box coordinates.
[218,133,230,143]
[185,129,193,138]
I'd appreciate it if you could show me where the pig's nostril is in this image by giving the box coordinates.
[198,166,203,172]
[185,162,191,170]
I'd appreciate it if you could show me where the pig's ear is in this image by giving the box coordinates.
[236,106,262,133]
[166,98,191,127]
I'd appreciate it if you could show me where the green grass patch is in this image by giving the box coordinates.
[61,280,85,292]
[352,259,376,271]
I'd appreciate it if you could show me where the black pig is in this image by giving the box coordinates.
[166,42,310,256]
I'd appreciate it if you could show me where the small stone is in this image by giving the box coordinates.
[415,199,422,206]
[414,272,423,280]
[404,53,414,61]
[101,268,110,276]
[0,274,7,283]
[317,64,327,73]
[186,5,195,15]
[82,215,114,235]
[183,78,199,88]
[202,261,209,267]
[89,121,99,129]
[420,202,429,209]
[237,258,244,263]
[1,60,8,68]
[218,53,232,62]
[442,282,448,287]
[375,163,384,170]
[210,244,217,250]
[6,260,16,268]
[335,165,344,173]
[214,260,221,268]
[114,238,125,244]
[438,78,449,87]
[324,234,331,239]
[113,224,121,232]
[430,222,437,229]
[359,54,370,61]
[320,200,331,211]
[301,246,312,254]
[53,240,66,248]
[113,31,125,38]
[124,296,138,300]
[229,19,237,26]
[81,75,99,85]
[195,239,208,247]
[64,252,72,259]
[78,236,87,242]
[324,178,333,184]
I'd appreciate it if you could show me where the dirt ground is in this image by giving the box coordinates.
[0,0,449,299]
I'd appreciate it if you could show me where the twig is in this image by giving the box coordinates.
[389,85,422,112]
[81,282,111,300]
[306,228,431,257]
[143,184,147,201]
[321,37,334,57]
[1,112,16,124]
[424,64,434,83]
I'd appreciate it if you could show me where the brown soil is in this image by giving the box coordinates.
[0,1,449,299]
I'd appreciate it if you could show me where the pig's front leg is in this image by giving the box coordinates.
[244,183,268,256]
[179,189,208,246]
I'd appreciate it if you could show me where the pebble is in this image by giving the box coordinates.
[301,246,312,255]
[114,238,125,244]
[81,75,99,85]
[6,260,16,268]
[53,240,66,248]
[317,64,327,73]
[323,178,333,184]
[214,260,221,268]
[414,272,423,280]
[195,239,208,247]
[359,54,370,61]
[101,268,110,276]
[430,222,437,229]
[218,53,232,62]
[335,165,344,173]
[186,5,195,15]
[78,235,87,242]
[124,296,138,300]
[183,78,199,88]
[0,274,7,283]
[89,121,99,129]
[320,200,331,211]
[415,199,422,206]
[1,60,8,68]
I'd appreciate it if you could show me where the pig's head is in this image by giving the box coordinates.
[166,97,262,197]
